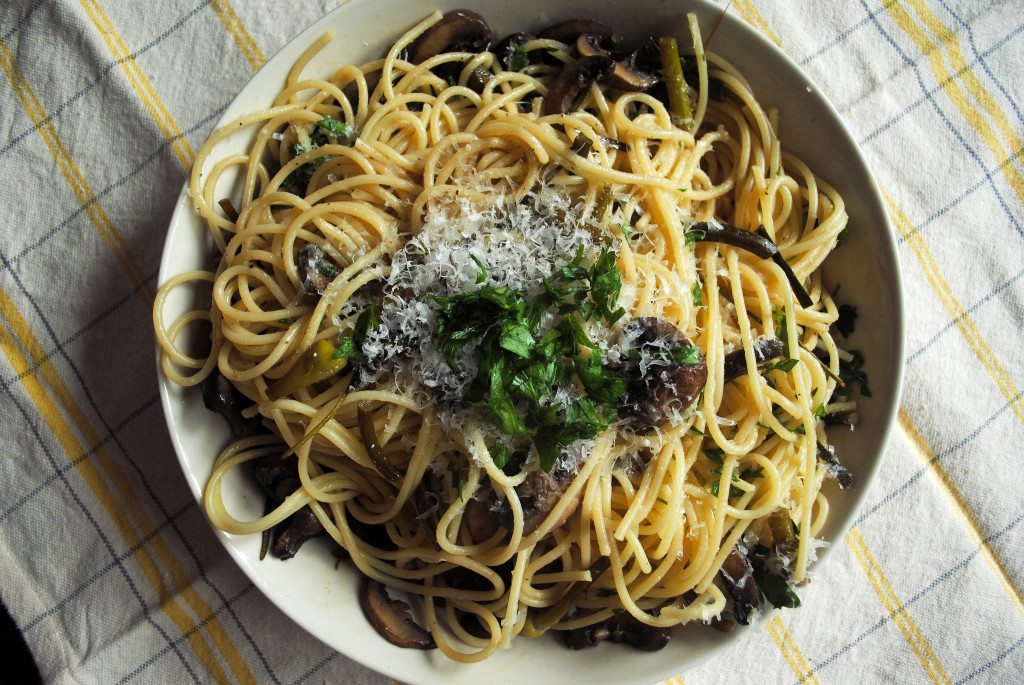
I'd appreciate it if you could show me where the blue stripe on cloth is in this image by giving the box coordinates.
[0,249,282,685]
[0,374,202,683]
[292,651,339,685]
[857,0,1024,238]
[889,139,1024,247]
[23,497,192,631]
[113,584,258,685]
[4,100,227,269]
[855,396,1016,527]
[801,509,1024,682]
[0,1,210,162]
[0,393,160,527]
[857,21,1024,150]
[907,266,1024,364]
[939,0,1024,133]
[955,632,1024,684]
[0,0,45,43]
[0,268,157,398]
[799,7,876,67]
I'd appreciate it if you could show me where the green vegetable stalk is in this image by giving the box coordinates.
[659,36,693,131]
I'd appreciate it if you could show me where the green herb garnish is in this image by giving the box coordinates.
[317,116,352,138]
[432,247,630,472]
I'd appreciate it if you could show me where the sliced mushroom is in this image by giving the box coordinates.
[296,243,336,298]
[537,19,612,45]
[253,452,299,502]
[408,9,492,64]
[411,470,444,534]
[270,507,325,560]
[358,577,436,649]
[559,613,671,651]
[576,34,659,92]
[462,485,501,542]
[718,549,760,625]
[252,453,326,560]
[201,370,261,439]
[544,55,615,116]
[510,465,581,535]
[614,317,708,430]
[817,442,855,489]
[722,336,785,381]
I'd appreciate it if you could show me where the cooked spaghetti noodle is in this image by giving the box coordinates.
[154,9,855,661]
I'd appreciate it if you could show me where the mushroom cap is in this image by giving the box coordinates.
[358,577,437,649]
[575,34,660,92]
[537,18,612,44]
[719,549,761,625]
[543,55,615,116]
[408,9,492,64]
[615,317,708,430]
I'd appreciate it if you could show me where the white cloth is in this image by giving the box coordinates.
[0,1,1021,683]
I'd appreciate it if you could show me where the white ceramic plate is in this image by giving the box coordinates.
[157,0,905,682]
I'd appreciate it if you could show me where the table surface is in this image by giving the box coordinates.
[1,1,1022,684]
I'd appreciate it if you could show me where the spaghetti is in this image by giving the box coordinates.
[154,9,858,661]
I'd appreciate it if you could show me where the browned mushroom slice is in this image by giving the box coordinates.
[537,18,612,45]
[615,317,708,430]
[201,370,261,439]
[718,549,760,625]
[462,485,501,542]
[575,34,659,92]
[359,577,436,649]
[296,243,336,298]
[270,507,325,560]
[544,55,615,116]
[560,613,671,651]
[506,466,581,535]
[253,453,299,501]
[408,9,492,64]
[722,336,785,381]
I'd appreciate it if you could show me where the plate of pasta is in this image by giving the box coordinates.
[154,0,904,682]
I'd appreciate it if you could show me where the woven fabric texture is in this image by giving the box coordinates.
[1,1,1021,683]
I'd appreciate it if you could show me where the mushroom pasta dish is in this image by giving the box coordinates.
[154,8,864,662]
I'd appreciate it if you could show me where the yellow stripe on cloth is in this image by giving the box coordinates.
[0,38,154,304]
[885,0,1024,207]
[0,287,258,685]
[210,0,265,70]
[77,0,195,169]
[886,192,1024,427]
[733,0,784,48]
[847,528,951,684]
[897,409,1024,618]
[765,615,820,684]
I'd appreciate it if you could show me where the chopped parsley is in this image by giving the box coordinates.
[334,307,378,362]
[836,349,871,398]
[317,116,353,138]
[510,44,529,71]
[749,544,801,609]
[431,247,631,472]
[835,303,857,338]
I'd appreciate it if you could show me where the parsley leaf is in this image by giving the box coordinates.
[334,307,378,362]
[749,545,801,609]
[490,443,511,469]
[510,44,529,71]
[317,116,353,138]
[431,245,635,472]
